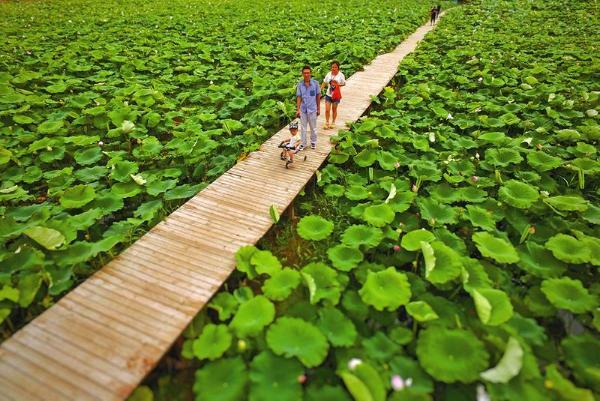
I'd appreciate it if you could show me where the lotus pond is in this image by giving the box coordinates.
[134,0,599,400]
[0,0,437,337]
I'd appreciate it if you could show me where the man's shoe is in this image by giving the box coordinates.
[298,145,305,151]
[311,144,316,149]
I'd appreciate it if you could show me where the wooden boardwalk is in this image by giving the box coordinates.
[0,17,443,401]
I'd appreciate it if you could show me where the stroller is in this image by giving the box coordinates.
[278,121,307,168]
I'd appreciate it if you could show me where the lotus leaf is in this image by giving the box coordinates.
[545,234,591,264]
[297,215,334,241]
[23,226,65,250]
[341,225,384,249]
[543,195,589,212]
[266,317,329,367]
[230,295,275,337]
[324,184,345,197]
[362,203,395,227]
[327,245,363,271]
[208,292,239,321]
[248,351,303,401]
[516,242,566,278]
[498,180,539,209]
[406,301,438,322]
[562,334,600,392]
[401,229,435,251]
[317,306,357,347]
[472,232,519,264]
[471,288,514,325]
[262,268,300,301]
[111,182,142,198]
[192,324,232,361]
[359,267,411,311]
[527,151,563,171]
[74,147,103,166]
[484,148,523,167]
[480,337,523,383]
[416,328,489,383]
[250,250,281,276]
[541,277,597,313]
[193,357,247,401]
[545,364,595,401]
[301,262,341,305]
[353,149,378,167]
[465,205,497,231]
[163,183,203,200]
[417,198,458,225]
[59,185,96,209]
[345,185,370,201]
[425,241,462,285]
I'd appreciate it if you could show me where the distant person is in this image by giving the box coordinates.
[279,121,301,167]
[430,7,438,25]
[321,61,346,130]
[296,65,320,150]
[437,5,442,17]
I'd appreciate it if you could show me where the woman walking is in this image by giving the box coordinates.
[321,61,346,130]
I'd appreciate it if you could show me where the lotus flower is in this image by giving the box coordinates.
[471,175,479,183]
[391,375,413,391]
[393,245,401,251]
[446,113,453,120]
[297,374,307,384]
[98,141,104,146]
[348,358,362,370]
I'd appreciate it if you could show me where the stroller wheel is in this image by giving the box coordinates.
[303,155,307,161]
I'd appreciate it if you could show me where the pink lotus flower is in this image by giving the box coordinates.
[471,175,479,183]
[391,375,412,391]
[393,245,401,252]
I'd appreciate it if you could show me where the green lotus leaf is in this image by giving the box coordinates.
[425,241,463,285]
[478,131,508,145]
[545,364,595,401]
[327,244,363,271]
[544,195,589,212]
[527,151,563,171]
[562,334,600,392]
[545,234,591,264]
[266,317,329,367]
[317,306,357,347]
[338,371,373,401]
[353,149,379,167]
[262,268,301,301]
[163,183,203,200]
[401,229,435,251]
[60,185,96,209]
[250,250,281,276]
[472,232,519,264]
[362,203,395,227]
[465,205,497,231]
[110,160,139,182]
[126,386,153,401]
[516,242,566,278]
[230,295,275,337]
[377,150,398,171]
[146,179,178,196]
[341,225,384,249]
[111,182,142,198]
[428,183,461,203]
[458,186,488,203]
[37,119,64,134]
[23,226,65,250]
[0,285,19,302]
[249,351,304,401]
[582,204,600,225]
[192,324,232,361]
[480,337,523,383]
[324,184,345,197]
[406,301,438,322]
[541,277,597,313]
[345,185,370,201]
[416,328,489,383]
[389,356,434,395]
[471,288,514,326]
[361,331,399,362]
[208,292,239,321]
[485,148,523,167]
[13,114,34,124]
[417,197,458,225]
[571,157,600,174]
[498,180,539,209]
[193,357,247,401]
[297,215,334,241]
[359,267,411,311]
[340,361,386,401]
[73,147,103,166]
[301,262,341,305]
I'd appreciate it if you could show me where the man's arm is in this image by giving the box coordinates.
[316,91,321,116]
[296,95,302,117]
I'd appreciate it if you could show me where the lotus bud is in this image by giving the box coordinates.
[475,152,480,159]
[541,190,549,197]
[446,113,453,120]
[297,374,307,384]
[348,358,363,370]
[237,339,247,352]
[98,141,104,146]
[411,184,418,193]
[210,80,214,85]
[536,143,543,150]
[393,245,401,252]
[124,101,129,106]
[391,375,413,391]
[428,132,435,143]
[121,120,135,133]
[528,226,536,234]
[471,175,479,183]
[478,77,483,82]
[394,162,401,169]
[586,109,598,117]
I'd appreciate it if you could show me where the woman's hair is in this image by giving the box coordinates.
[331,60,340,68]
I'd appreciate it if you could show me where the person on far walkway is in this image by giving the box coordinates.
[321,60,346,130]
[430,7,438,25]
[437,5,442,17]
[296,65,320,150]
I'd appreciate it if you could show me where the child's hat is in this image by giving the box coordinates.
[289,120,299,130]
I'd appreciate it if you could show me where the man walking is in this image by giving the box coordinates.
[296,65,320,150]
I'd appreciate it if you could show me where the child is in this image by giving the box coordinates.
[280,121,301,166]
